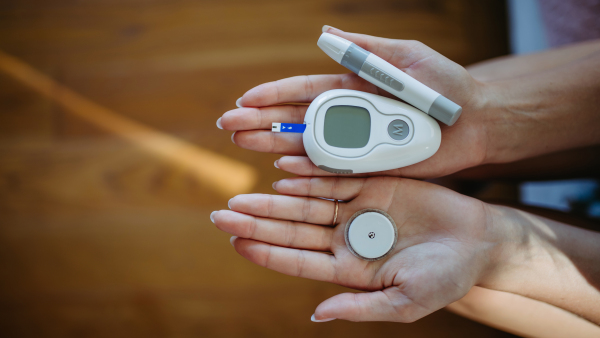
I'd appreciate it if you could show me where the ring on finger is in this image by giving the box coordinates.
[332,199,339,225]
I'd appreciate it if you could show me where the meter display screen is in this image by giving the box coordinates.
[323,105,371,148]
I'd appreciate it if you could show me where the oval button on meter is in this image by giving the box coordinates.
[388,119,410,140]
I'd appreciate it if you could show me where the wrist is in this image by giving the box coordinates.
[477,204,535,289]
[474,56,600,165]
[474,81,543,165]
[477,204,569,290]
[476,204,600,323]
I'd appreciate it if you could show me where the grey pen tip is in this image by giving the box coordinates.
[427,95,462,126]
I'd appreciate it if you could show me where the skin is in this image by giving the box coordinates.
[443,40,600,334]
[213,177,494,322]
[221,26,488,179]
[214,27,600,328]
[218,28,600,179]
[447,287,600,337]
[466,39,600,83]
[454,39,600,180]
[211,177,600,324]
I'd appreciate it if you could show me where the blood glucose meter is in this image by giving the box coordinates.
[274,89,441,174]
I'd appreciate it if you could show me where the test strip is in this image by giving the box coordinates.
[272,123,306,133]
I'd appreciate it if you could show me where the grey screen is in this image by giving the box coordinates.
[323,105,371,148]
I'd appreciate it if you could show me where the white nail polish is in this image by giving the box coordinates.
[216,117,223,129]
[272,181,278,190]
[274,160,279,169]
[231,132,236,144]
[321,25,338,33]
[230,236,238,246]
[210,211,217,223]
[236,97,243,108]
[311,314,335,322]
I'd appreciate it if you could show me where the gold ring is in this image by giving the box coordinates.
[332,199,339,225]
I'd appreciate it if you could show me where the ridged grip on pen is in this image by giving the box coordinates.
[340,43,370,74]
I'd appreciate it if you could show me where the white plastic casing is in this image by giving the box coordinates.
[303,89,441,174]
[317,33,351,64]
[359,53,440,113]
[345,209,397,261]
[317,33,462,126]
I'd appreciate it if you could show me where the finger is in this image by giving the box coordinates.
[212,210,333,251]
[276,156,339,176]
[313,288,426,323]
[228,194,336,226]
[273,177,367,201]
[324,26,438,71]
[239,74,378,107]
[233,237,337,282]
[275,156,399,178]
[232,130,306,155]
[220,105,307,131]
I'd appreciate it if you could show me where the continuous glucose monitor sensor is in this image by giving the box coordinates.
[318,32,462,126]
[345,209,397,261]
[273,89,441,174]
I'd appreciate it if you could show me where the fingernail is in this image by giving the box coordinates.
[230,236,238,246]
[272,181,278,190]
[231,132,236,144]
[228,198,233,209]
[236,97,243,108]
[274,160,279,169]
[210,211,217,223]
[311,314,335,322]
[216,117,223,129]
[322,25,338,33]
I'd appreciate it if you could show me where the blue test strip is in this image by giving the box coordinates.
[272,123,306,133]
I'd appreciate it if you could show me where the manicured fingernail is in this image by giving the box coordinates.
[228,198,233,209]
[322,25,339,33]
[274,160,279,169]
[216,117,223,129]
[272,181,278,190]
[236,97,243,108]
[311,314,335,322]
[210,211,217,223]
[230,236,238,246]
[231,132,236,144]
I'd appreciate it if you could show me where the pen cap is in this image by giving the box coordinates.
[317,33,352,64]
[428,95,462,126]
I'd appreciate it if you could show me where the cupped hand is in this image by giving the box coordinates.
[211,177,501,322]
[218,27,492,179]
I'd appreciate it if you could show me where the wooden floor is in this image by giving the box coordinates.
[0,0,515,337]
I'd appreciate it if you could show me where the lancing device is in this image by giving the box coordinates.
[318,33,462,126]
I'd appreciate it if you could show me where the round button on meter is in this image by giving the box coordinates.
[344,209,398,261]
[387,119,410,140]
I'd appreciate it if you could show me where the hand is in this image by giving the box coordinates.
[218,27,493,179]
[211,177,501,322]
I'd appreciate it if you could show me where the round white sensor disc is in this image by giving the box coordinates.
[344,209,397,261]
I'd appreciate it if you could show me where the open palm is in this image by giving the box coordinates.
[219,27,491,179]
[211,177,496,322]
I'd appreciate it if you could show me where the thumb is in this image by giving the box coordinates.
[312,289,424,323]
[322,25,439,70]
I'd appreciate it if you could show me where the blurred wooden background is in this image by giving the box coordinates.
[0,0,513,337]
